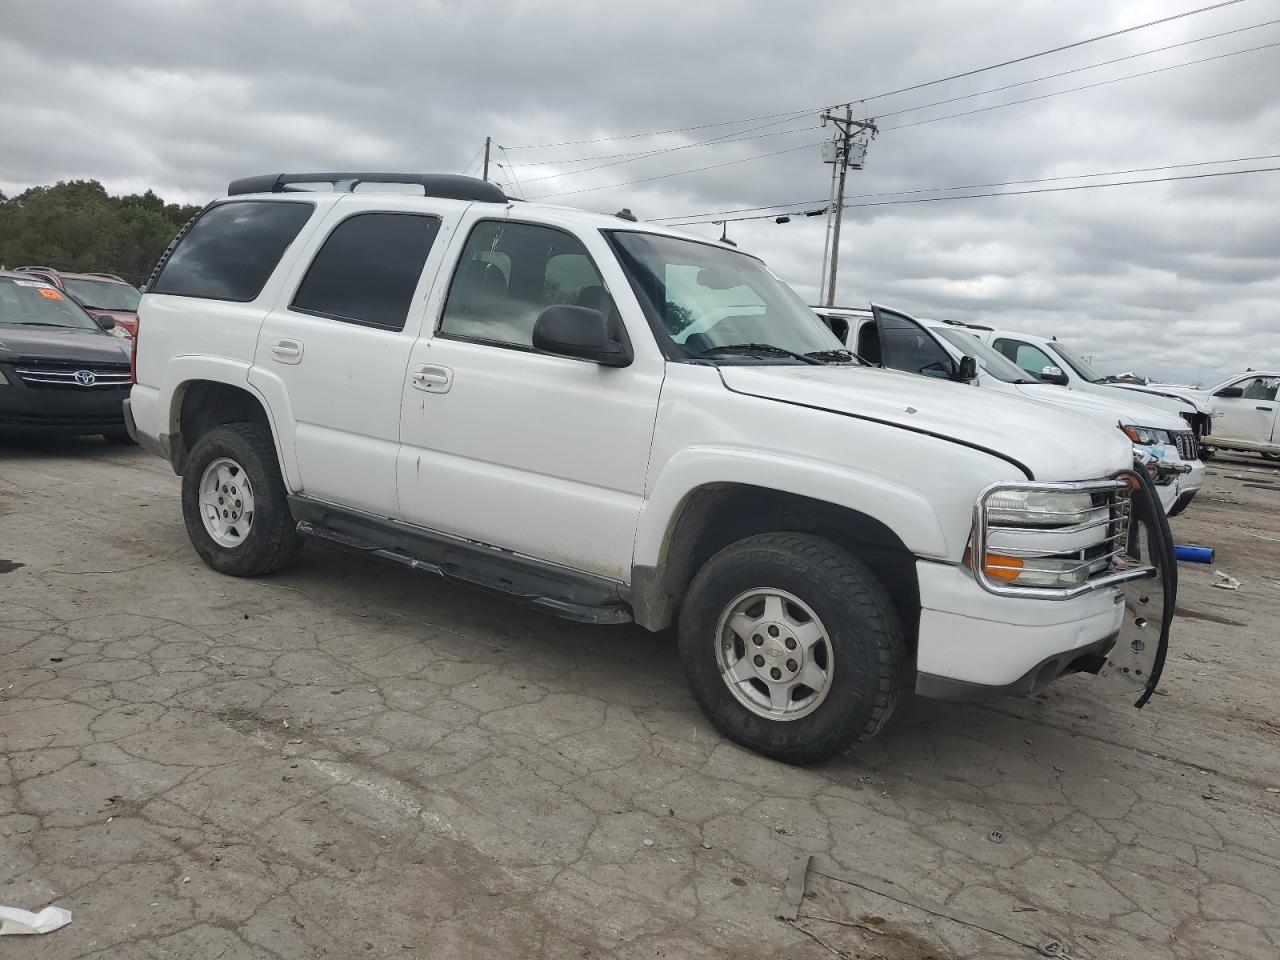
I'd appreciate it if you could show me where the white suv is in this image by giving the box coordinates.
[127,172,1176,764]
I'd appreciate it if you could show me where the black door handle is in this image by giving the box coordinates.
[1258,405,1274,411]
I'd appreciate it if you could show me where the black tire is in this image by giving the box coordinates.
[181,422,302,576]
[102,431,135,446]
[678,532,903,765]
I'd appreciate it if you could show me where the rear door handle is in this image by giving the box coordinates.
[1257,405,1273,411]
[270,339,304,364]
[411,364,452,393]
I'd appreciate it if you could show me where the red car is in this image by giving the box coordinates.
[14,267,140,338]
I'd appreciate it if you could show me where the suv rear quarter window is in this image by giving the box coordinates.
[151,200,314,302]
[291,212,441,331]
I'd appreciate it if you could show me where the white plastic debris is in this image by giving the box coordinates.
[0,904,73,936]
[1212,570,1242,591]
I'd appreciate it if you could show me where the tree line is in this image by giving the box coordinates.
[0,180,203,287]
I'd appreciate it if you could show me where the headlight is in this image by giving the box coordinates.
[1122,424,1172,446]
[985,489,1095,526]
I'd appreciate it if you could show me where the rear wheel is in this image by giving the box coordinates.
[181,423,302,576]
[678,533,903,764]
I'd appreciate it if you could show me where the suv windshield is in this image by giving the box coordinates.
[0,279,99,330]
[63,278,141,311]
[1048,340,1106,382]
[608,232,844,362]
[935,327,1037,383]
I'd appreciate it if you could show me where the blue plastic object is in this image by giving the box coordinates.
[1175,544,1214,564]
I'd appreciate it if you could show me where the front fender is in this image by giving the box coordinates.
[632,445,952,570]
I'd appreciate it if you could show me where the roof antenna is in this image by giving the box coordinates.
[615,208,638,222]
[717,221,737,246]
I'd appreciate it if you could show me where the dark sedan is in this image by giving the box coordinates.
[0,271,134,443]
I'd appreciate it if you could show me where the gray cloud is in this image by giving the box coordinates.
[2,0,1277,385]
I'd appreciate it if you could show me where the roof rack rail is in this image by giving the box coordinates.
[226,172,508,203]
[83,272,128,283]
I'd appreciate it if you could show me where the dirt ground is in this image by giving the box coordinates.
[1,440,1277,960]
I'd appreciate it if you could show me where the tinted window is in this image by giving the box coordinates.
[878,312,953,378]
[151,201,313,302]
[292,213,440,331]
[439,221,615,348]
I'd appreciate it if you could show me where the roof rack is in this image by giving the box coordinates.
[82,272,128,283]
[226,172,508,203]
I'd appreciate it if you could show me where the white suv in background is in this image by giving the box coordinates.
[959,325,1214,440]
[813,305,1205,516]
[128,172,1176,764]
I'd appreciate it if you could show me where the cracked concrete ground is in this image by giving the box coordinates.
[1,440,1278,959]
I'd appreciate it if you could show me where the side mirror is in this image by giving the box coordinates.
[1214,386,1244,398]
[955,355,978,381]
[532,304,632,367]
[1040,364,1069,386]
[94,314,116,331]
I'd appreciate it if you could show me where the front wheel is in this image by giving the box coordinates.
[678,533,903,764]
[181,422,302,576]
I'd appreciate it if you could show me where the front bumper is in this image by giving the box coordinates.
[0,370,129,435]
[913,559,1126,695]
[916,467,1175,703]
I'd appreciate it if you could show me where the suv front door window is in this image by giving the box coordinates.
[875,309,955,379]
[397,218,663,579]
[1214,375,1280,444]
[993,337,1059,381]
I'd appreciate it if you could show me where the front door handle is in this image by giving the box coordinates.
[271,339,304,364]
[411,364,452,393]
[1257,405,1273,412]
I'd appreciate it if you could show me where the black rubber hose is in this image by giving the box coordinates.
[1129,465,1177,708]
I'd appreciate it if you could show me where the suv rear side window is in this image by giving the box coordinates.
[291,213,441,331]
[151,200,313,302]
[439,220,616,348]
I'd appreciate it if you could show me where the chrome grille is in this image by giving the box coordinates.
[971,478,1153,599]
[13,359,131,389]
[1170,430,1198,461]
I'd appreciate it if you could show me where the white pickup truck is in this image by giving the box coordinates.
[956,324,1215,441]
[1118,372,1279,462]
[127,172,1175,764]
[813,305,1206,516]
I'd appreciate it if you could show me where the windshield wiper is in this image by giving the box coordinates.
[5,322,73,328]
[698,343,823,365]
[804,347,866,365]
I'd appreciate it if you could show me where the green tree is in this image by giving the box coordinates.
[0,180,201,287]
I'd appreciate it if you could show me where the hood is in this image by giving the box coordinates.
[719,364,1134,481]
[0,325,131,364]
[1014,383,1187,430]
[1101,382,1210,415]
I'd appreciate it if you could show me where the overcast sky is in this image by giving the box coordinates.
[2,0,1277,385]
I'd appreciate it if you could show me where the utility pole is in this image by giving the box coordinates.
[819,106,877,306]
[482,137,492,182]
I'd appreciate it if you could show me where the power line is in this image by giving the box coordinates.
[503,0,1249,150]
[665,166,1280,225]
[459,144,485,178]
[656,153,1280,222]
[881,38,1280,132]
[528,141,824,199]
[505,114,813,168]
[536,37,1273,204]
[510,118,819,185]
[873,16,1280,124]
[844,0,1251,107]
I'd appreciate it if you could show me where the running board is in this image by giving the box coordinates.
[291,501,632,626]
